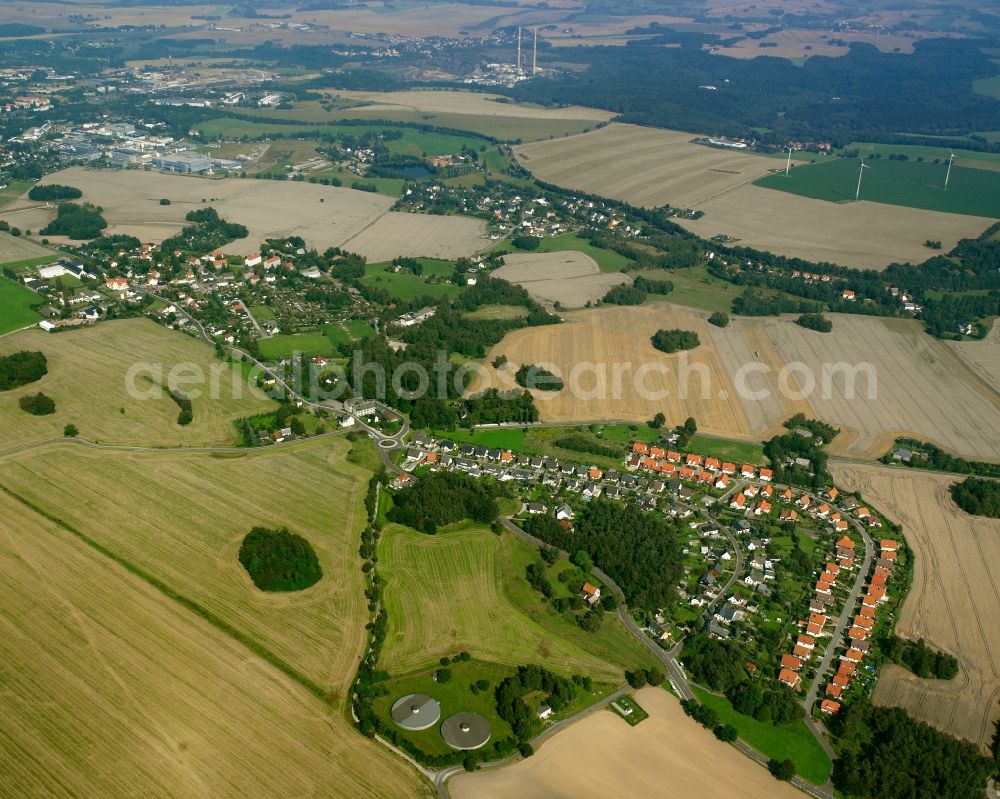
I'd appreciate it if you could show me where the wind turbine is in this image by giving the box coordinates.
[944,150,957,190]
[785,146,794,176]
[855,159,870,202]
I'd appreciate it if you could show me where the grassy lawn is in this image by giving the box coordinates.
[249,305,276,322]
[377,521,644,678]
[257,332,333,360]
[0,276,41,334]
[609,694,649,726]
[462,304,529,321]
[636,266,736,314]
[0,179,34,209]
[597,422,662,444]
[361,262,460,302]
[373,659,517,757]
[691,686,832,785]
[506,232,633,273]
[688,433,763,465]
[428,427,527,450]
[755,157,1000,217]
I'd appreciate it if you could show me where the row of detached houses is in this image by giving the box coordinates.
[778,530,858,694]
[821,538,900,714]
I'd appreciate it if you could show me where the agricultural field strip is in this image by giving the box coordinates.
[830,464,1000,748]
[0,490,430,799]
[0,439,369,695]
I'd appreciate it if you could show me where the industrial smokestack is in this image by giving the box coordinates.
[516,27,522,74]
[533,27,537,74]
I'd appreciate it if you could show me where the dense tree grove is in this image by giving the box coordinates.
[463,389,538,425]
[601,284,646,305]
[515,363,564,392]
[831,703,995,799]
[40,202,107,239]
[764,417,838,488]
[521,500,681,612]
[168,389,193,426]
[633,275,674,296]
[495,665,580,741]
[509,39,1000,146]
[708,311,729,328]
[650,328,700,354]
[0,350,47,390]
[950,477,1000,518]
[160,207,248,255]
[28,184,82,201]
[881,636,959,680]
[387,471,502,533]
[796,312,833,332]
[237,527,323,591]
[18,392,55,415]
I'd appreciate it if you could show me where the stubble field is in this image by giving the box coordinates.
[831,463,1000,749]
[476,307,1000,460]
[493,250,628,306]
[949,320,1000,394]
[340,211,486,263]
[449,685,802,799]
[0,319,275,451]
[515,123,777,209]
[0,437,432,798]
[676,184,991,268]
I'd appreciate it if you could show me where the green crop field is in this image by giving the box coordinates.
[843,141,1000,168]
[257,332,334,359]
[377,522,657,677]
[688,433,763,465]
[691,687,832,785]
[0,276,41,334]
[360,262,460,301]
[755,158,1000,217]
[428,427,526,450]
[632,266,736,314]
[462,304,530,321]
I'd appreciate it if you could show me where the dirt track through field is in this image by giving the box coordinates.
[449,685,801,799]
[831,463,1000,750]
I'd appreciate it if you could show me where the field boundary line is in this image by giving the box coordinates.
[0,483,332,704]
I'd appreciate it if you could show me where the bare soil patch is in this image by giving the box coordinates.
[493,251,628,307]
[831,463,1000,750]
[449,686,801,799]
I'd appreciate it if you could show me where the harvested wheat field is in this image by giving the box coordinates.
[515,123,777,209]
[493,251,628,306]
[0,319,275,451]
[474,304,753,433]
[0,437,371,696]
[18,167,395,254]
[450,685,801,799]
[378,524,624,679]
[0,487,430,799]
[763,314,1000,460]
[340,211,486,262]
[676,184,992,269]
[831,463,1000,749]
[0,231,57,265]
[949,321,1000,394]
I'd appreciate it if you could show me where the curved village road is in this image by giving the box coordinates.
[492,515,831,799]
